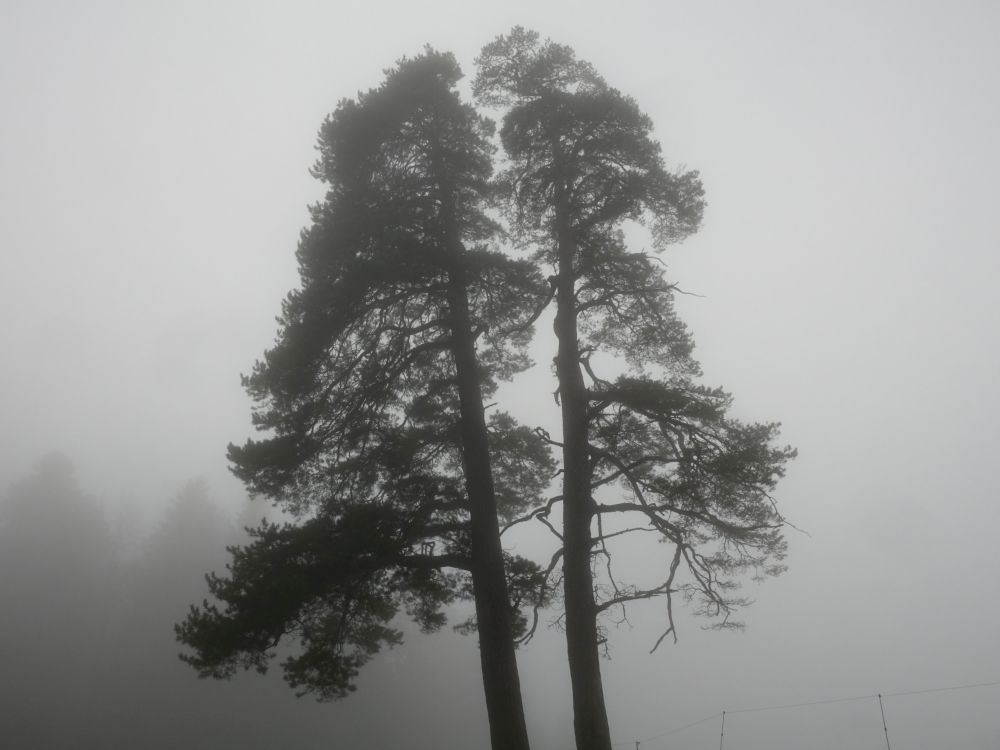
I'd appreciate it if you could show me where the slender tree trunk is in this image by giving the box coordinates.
[553,192,613,750]
[444,232,532,750]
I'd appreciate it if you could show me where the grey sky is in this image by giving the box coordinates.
[2,1,998,747]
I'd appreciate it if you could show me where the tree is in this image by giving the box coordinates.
[126,479,232,644]
[0,453,117,748]
[177,51,553,750]
[475,28,795,750]
[105,480,239,749]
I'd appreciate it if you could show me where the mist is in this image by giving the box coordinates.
[2,2,999,748]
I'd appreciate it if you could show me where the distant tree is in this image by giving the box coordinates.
[177,51,553,750]
[125,479,231,642]
[103,479,333,750]
[0,453,116,747]
[475,28,796,750]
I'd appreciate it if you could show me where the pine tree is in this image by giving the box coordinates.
[177,51,553,750]
[475,28,795,750]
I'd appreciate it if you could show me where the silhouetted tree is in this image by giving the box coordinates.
[475,28,795,750]
[177,51,553,750]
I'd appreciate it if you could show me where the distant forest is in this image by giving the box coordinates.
[0,453,356,748]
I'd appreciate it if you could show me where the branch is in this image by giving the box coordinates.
[592,525,657,543]
[595,581,673,613]
[595,507,621,601]
[580,349,611,389]
[516,547,564,645]
[590,453,676,490]
[494,275,556,337]
[393,553,472,571]
[500,494,563,538]
[650,544,684,652]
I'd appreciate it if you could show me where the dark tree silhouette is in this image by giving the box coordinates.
[177,51,553,750]
[475,28,795,750]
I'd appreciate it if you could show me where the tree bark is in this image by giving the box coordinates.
[444,233,532,750]
[553,186,613,750]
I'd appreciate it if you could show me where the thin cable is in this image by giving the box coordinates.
[723,678,1000,716]
[726,692,876,714]
[882,679,1000,699]
[611,713,721,747]
[610,678,1000,747]
[641,712,721,741]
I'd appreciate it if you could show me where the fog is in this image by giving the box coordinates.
[2,2,998,748]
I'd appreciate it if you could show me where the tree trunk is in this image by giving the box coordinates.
[445,245,532,750]
[553,196,613,750]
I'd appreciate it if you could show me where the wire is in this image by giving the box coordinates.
[882,679,1000,699]
[611,712,721,747]
[726,692,876,715]
[643,712,722,741]
[611,678,1000,747]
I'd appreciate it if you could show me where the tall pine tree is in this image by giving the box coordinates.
[178,51,553,750]
[476,28,795,750]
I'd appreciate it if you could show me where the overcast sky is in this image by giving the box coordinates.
[2,1,999,748]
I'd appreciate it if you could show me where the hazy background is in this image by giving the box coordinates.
[2,1,998,748]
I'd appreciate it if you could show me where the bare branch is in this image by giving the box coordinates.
[500,494,563,537]
[516,548,564,645]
